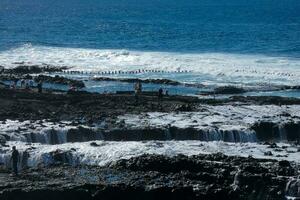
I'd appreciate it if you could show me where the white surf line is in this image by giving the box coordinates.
[0,141,299,169]
[1,45,300,86]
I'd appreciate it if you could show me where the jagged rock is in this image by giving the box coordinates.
[278,160,290,167]
[0,154,297,200]
[93,77,182,86]
[90,142,100,147]
[175,104,193,112]
[268,143,278,148]
[214,86,246,94]
[264,151,273,156]
[6,65,67,74]
[67,127,99,142]
[49,149,73,164]
[34,75,85,88]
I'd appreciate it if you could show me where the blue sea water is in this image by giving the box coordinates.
[0,0,300,89]
[1,0,299,55]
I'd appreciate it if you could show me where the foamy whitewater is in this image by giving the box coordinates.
[0,141,299,169]
[1,45,300,86]
[1,105,300,144]
[118,105,300,130]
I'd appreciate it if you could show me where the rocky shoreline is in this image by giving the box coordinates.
[0,153,298,200]
[0,65,300,199]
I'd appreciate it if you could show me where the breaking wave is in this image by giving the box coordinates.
[1,44,300,86]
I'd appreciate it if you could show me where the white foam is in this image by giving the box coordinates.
[1,44,300,85]
[1,105,300,144]
[0,119,78,143]
[118,105,300,130]
[0,140,299,169]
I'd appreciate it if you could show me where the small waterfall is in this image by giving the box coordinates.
[0,150,30,171]
[208,129,219,141]
[238,130,257,143]
[201,130,209,141]
[224,130,235,142]
[164,128,172,140]
[252,121,300,142]
[9,134,27,142]
[23,129,66,144]
[57,129,68,144]
[96,131,104,140]
[216,129,256,143]
[191,128,257,143]
[7,128,69,145]
[4,125,258,144]
[278,124,287,141]
[0,151,11,169]
[285,176,300,199]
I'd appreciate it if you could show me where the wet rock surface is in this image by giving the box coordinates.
[0,74,84,88]
[0,153,298,200]
[199,86,246,95]
[0,88,199,122]
[34,75,85,88]
[252,121,300,141]
[92,76,204,88]
[2,88,300,122]
[3,65,67,74]
[1,66,300,199]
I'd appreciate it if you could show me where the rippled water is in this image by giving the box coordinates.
[0,0,300,86]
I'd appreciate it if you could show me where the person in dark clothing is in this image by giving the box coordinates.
[158,88,163,109]
[134,82,142,104]
[158,88,163,100]
[37,81,43,93]
[11,146,19,175]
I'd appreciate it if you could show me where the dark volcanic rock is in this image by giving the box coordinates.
[67,127,99,142]
[214,86,246,94]
[34,75,85,88]
[49,149,73,164]
[0,154,297,200]
[251,121,300,142]
[6,65,67,74]
[0,88,199,121]
[92,77,182,86]
[92,76,204,88]
[230,95,300,105]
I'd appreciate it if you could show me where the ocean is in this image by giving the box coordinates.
[0,0,300,86]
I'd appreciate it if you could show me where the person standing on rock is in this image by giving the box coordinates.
[29,79,34,89]
[134,81,142,104]
[25,79,30,90]
[20,79,25,88]
[37,80,43,93]
[158,87,163,109]
[11,146,19,176]
[10,81,16,89]
[158,87,163,100]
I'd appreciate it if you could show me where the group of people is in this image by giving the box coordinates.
[7,82,170,176]
[9,79,43,93]
[134,81,168,104]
